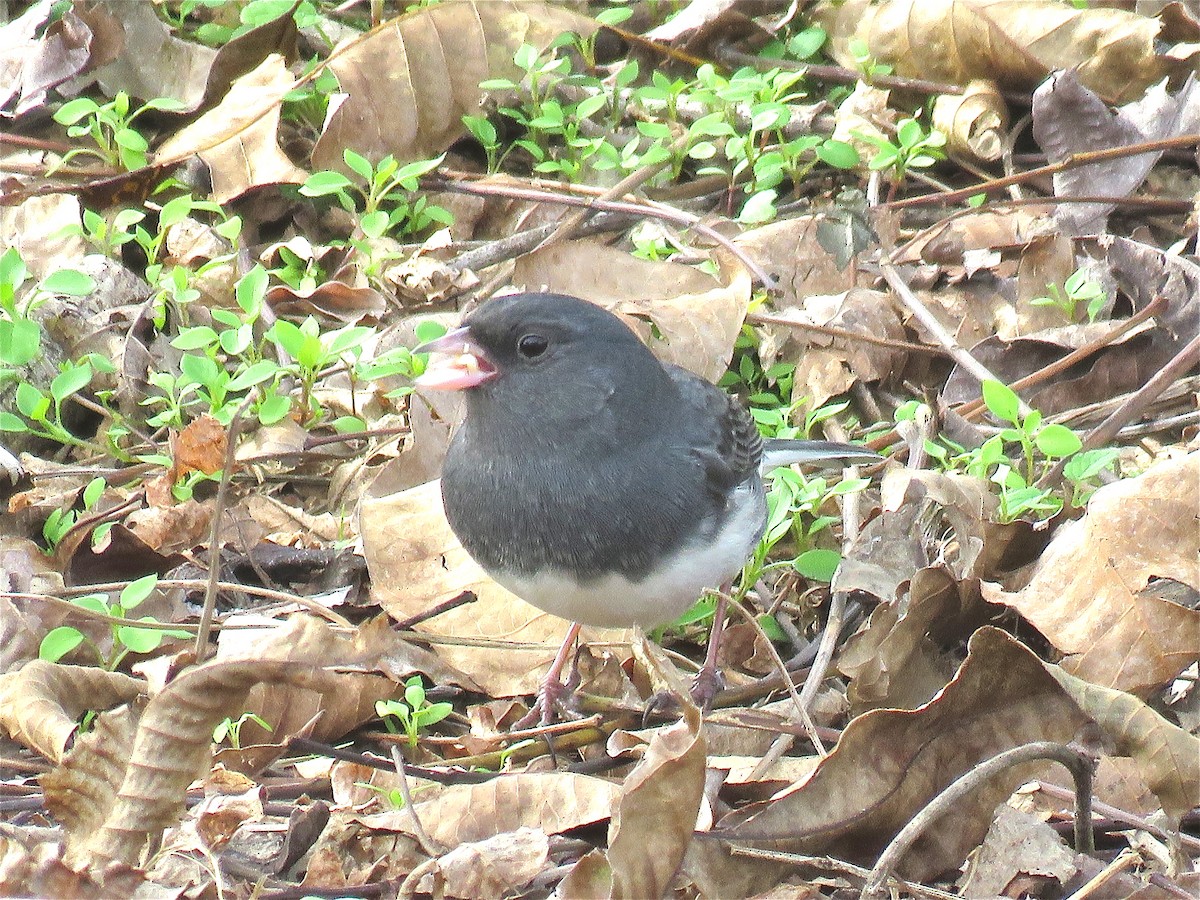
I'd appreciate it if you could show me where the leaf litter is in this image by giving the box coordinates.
[0,0,1197,898]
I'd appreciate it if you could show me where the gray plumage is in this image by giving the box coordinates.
[433,292,880,628]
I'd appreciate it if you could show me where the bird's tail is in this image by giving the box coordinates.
[760,439,883,472]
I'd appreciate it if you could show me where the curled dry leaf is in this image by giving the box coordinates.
[0,0,105,116]
[54,640,350,870]
[714,628,1094,881]
[513,240,753,383]
[558,641,705,900]
[785,289,906,408]
[931,79,1008,162]
[311,0,596,169]
[413,827,550,900]
[816,0,1197,103]
[355,771,619,849]
[1047,665,1200,824]
[1033,70,1200,236]
[982,453,1200,696]
[359,475,629,697]
[836,469,997,605]
[212,614,474,768]
[838,567,992,714]
[153,54,308,203]
[958,804,1077,896]
[172,413,227,478]
[895,207,1057,268]
[735,215,857,307]
[0,661,145,764]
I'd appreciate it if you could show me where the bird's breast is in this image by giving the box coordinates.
[481,480,767,628]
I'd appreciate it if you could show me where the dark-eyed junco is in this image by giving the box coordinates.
[415,292,881,721]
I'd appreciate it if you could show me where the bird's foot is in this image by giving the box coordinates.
[641,667,725,726]
[513,668,582,730]
[689,665,725,712]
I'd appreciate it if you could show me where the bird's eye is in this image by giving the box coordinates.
[517,333,549,359]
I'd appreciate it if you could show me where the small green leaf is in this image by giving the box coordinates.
[1035,424,1082,458]
[0,412,28,432]
[120,573,158,609]
[172,327,220,351]
[794,548,841,582]
[981,380,1021,425]
[40,627,86,662]
[816,140,859,169]
[41,269,95,296]
[15,382,47,419]
[256,392,291,425]
[235,266,268,316]
[227,360,280,391]
[118,618,167,653]
[343,149,374,181]
[50,363,93,404]
[300,171,353,197]
[53,98,100,125]
[332,415,366,433]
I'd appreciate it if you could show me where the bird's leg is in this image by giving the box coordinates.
[514,621,582,729]
[690,585,732,711]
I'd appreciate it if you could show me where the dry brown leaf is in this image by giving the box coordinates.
[172,413,226,478]
[0,661,145,763]
[312,0,595,169]
[1033,70,1200,235]
[356,771,620,847]
[0,194,88,280]
[0,0,102,116]
[88,0,216,110]
[783,289,906,407]
[153,54,307,202]
[415,827,550,899]
[735,215,856,306]
[931,79,1008,162]
[895,207,1056,267]
[558,643,705,899]
[0,819,144,898]
[607,703,705,899]
[46,618,387,872]
[816,0,1197,103]
[958,804,1076,897]
[359,474,629,697]
[0,538,67,673]
[212,614,473,767]
[982,453,1200,695]
[838,568,991,714]
[512,240,752,382]
[1047,664,1200,823]
[715,628,1094,881]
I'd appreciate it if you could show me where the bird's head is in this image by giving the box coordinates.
[414,292,667,411]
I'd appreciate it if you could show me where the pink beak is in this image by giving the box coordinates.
[413,327,499,390]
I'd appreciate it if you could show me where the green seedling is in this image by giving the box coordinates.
[375,676,454,750]
[213,712,273,750]
[1031,267,1108,323]
[39,575,190,670]
[300,150,450,238]
[854,116,946,182]
[51,91,186,172]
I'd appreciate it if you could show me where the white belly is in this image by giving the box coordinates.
[492,483,765,628]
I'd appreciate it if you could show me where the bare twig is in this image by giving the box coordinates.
[860,742,1097,899]
[195,395,255,658]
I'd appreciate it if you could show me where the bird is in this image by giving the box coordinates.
[414,291,882,723]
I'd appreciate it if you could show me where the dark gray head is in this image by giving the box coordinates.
[416,292,674,445]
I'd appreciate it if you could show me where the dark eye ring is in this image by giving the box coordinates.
[517,333,549,359]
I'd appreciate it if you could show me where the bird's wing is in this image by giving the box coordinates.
[664,365,762,496]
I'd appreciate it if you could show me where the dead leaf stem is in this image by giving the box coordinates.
[889,134,1200,210]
